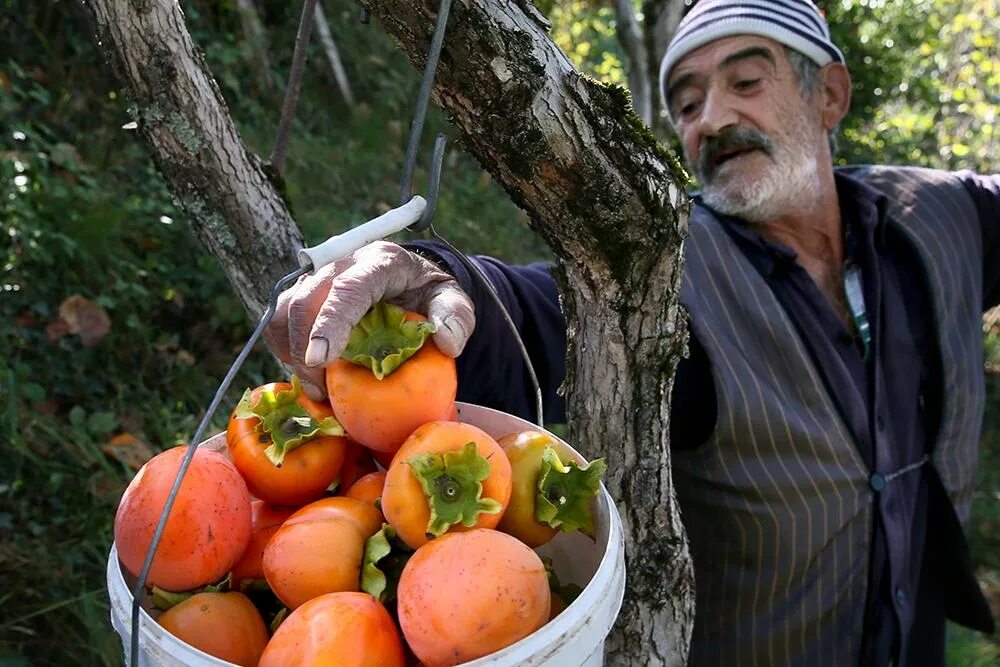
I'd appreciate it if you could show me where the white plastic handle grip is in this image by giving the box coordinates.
[296,196,427,271]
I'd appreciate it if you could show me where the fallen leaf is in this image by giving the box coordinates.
[14,311,37,328]
[103,433,156,471]
[46,318,70,342]
[58,294,111,346]
[33,400,59,416]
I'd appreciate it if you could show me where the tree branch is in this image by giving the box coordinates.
[615,0,651,125]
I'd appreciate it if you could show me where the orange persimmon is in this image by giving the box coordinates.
[397,529,551,666]
[259,592,405,667]
[262,496,383,609]
[381,421,512,550]
[227,378,348,506]
[337,439,379,491]
[346,471,387,508]
[114,446,251,592]
[496,430,606,548]
[158,591,268,666]
[230,500,296,589]
[326,302,456,453]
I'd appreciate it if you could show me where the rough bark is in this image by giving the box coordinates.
[82,0,302,321]
[359,0,695,663]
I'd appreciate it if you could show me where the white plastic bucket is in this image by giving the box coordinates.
[108,402,626,666]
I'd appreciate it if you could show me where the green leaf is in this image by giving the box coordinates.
[340,301,436,379]
[535,447,606,538]
[361,523,411,603]
[21,382,45,403]
[150,586,193,611]
[269,607,289,634]
[407,441,503,537]
[68,406,86,427]
[87,411,118,435]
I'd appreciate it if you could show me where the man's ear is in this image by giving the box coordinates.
[819,62,852,129]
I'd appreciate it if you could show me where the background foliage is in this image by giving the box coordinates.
[0,0,997,664]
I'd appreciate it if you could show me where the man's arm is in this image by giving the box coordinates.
[406,240,568,425]
[409,240,718,445]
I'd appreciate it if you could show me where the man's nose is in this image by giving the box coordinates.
[697,89,737,136]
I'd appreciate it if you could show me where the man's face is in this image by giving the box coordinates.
[665,36,829,222]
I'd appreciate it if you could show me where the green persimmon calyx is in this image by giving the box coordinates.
[341,301,436,380]
[407,441,502,537]
[540,555,584,607]
[151,573,232,610]
[234,376,344,467]
[535,447,607,538]
[361,523,410,603]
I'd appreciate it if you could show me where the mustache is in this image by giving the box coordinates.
[698,127,773,181]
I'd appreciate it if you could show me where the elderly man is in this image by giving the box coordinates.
[265,0,998,664]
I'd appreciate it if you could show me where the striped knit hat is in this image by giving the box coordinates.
[659,0,845,103]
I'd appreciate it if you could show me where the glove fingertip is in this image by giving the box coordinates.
[432,315,470,358]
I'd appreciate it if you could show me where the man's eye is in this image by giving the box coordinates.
[735,78,760,91]
[678,101,700,117]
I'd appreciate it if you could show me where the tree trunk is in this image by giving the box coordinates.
[81,0,303,321]
[84,0,696,662]
[641,0,687,137]
[235,0,277,95]
[315,0,357,110]
[615,0,651,125]
[360,1,694,663]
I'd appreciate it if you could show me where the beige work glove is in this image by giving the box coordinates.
[264,241,475,401]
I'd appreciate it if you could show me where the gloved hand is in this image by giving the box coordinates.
[264,241,475,401]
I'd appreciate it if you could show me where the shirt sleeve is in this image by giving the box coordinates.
[957,170,1000,309]
[405,240,718,447]
[406,240,568,426]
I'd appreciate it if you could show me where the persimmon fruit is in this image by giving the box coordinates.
[263,496,383,609]
[346,471,387,508]
[259,592,405,667]
[397,529,551,666]
[497,429,606,548]
[114,445,251,592]
[381,420,512,549]
[326,302,456,453]
[157,591,268,666]
[230,500,296,589]
[227,378,348,506]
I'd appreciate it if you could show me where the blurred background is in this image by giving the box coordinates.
[1,0,997,664]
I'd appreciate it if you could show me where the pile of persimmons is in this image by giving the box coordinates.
[113,303,606,666]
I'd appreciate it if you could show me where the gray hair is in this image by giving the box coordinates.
[784,47,839,157]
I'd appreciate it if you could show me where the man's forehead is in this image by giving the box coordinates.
[668,35,784,84]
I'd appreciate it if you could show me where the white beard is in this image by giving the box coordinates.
[698,113,823,223]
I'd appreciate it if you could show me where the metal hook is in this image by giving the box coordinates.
[407,133,447,232]
[398,0,453,208]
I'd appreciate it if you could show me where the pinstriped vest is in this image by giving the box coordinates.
[676,166,984,666]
